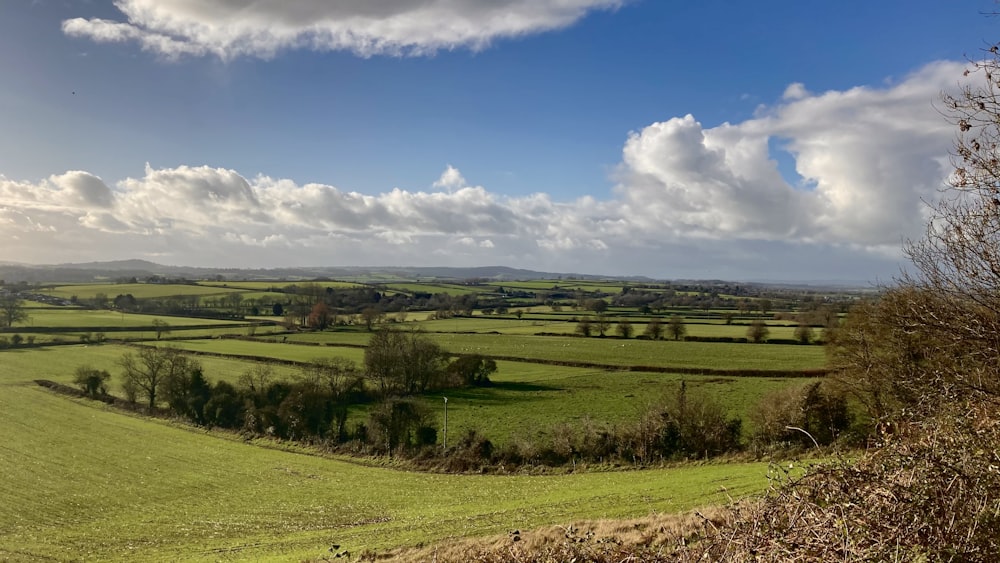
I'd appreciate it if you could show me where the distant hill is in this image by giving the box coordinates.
[0,260,653,285]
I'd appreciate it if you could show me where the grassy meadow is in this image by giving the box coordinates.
[0,277,843,560]
[0,353,779,561]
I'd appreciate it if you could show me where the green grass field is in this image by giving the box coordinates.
[149,339,365,365]
[199,280,365,291]
[0,282,835,560]
[276,331,825,371]
[413,316,803,339]
[4,342,812,446]
[39,283,244,300]
[13,309,246,329]
[0,344,302,386]
[380,282,485,296]
[411,364,816,444]
[0,350,782,561]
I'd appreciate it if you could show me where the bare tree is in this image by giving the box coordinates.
[152,319,171,340]
[896,48,1000,402]
[747,320,770,344]
[300,358,364,441]
[119,347,196,409]
[0,294,28,328]
[643,318,664,340]
[615,319,633,339]
[667,315,686,341]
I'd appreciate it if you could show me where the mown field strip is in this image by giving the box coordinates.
[0,383,778,561]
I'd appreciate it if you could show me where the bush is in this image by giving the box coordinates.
[73,365,111,397]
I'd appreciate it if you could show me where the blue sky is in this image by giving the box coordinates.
[0,0,996,282]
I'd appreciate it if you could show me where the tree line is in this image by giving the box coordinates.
[70,329,853,470]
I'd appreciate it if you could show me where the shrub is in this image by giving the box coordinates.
[73,365,111,397]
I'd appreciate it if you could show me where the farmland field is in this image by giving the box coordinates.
[0,356,780,561]
[410,366,817,444]
[275,331,826,371]
[11,342,808,444]
[17,309,247,329]
[39,283,244,300]
[0,274,845,561]
[0,344,302,386]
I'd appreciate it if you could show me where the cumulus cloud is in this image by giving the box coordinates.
[433,165,467,193]
[62,0,623,59]
[615,60,962,251]
[0,61,972,279]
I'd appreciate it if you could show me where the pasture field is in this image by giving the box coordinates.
[0,344,302,387]
[276,332,825,371]
[379,283,485,296]
[426,333,825,371]
[412,317,802,340]
[0,277,838,561]
[200,280,366,290]
[148,339,366,365]
[5,342,810,445]
[0,357,781,561]
[495,280,631,294]
[16,309,247,329]
[38,283,243,300]
[411,366,817,444]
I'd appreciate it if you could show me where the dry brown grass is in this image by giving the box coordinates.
[353,507,731,562]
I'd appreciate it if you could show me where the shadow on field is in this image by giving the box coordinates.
[435,381,563,406]
[490,381,561,393]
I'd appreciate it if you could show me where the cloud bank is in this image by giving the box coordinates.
[0,61,966,280]
[62,0,623,59]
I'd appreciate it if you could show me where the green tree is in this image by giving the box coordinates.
[162,366,212,424]
[0,294,28,328]
[446,355,497,387]
[73,365,111,398]
[576,318,593,337]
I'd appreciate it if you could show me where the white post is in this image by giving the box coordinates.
[443,396,448,450]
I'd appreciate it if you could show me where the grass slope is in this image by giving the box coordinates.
[0,367,775,562]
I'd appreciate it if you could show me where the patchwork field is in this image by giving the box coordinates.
[0,278,841,561]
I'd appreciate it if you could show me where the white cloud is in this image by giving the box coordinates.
[62,0,623,59]
[0,60,973,279]
[782,82,809,100]
[433,165,467,193]
[615,60,963,251]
